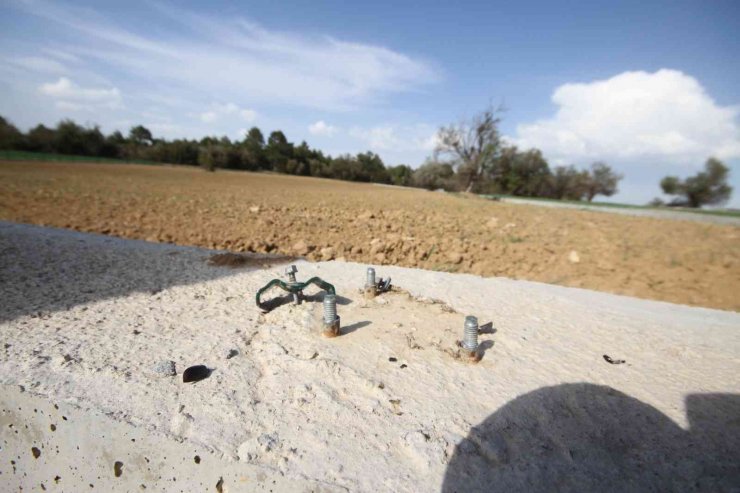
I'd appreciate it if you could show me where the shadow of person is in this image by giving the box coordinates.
[442,383,740,492]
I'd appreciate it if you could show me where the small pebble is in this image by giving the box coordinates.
[152,360,176,377]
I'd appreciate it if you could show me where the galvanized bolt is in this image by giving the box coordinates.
[462,315,480,361]
[364,267,377,298]
[366,267,376,288]
[285,265,300,304]
[285,265,298,283]
[322,294,341,337]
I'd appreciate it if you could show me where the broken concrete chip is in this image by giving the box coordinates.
[152,360,176,377]
[183,365,211,383]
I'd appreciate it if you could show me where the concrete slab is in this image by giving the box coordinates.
[1,221,738,491]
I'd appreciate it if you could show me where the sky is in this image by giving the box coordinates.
[1,0,739,206]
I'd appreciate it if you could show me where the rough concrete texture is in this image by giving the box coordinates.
[1,221,739,492]
[1,387,329,492]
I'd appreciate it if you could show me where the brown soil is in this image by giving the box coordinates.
[1,161,738,310]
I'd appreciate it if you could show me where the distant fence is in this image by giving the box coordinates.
[0,150,157,165]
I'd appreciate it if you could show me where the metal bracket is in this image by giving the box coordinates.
[377,277,392,293]
[256,276,336,312]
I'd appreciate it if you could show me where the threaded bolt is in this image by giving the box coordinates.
[365,267,376,288]
[323,294,337,324]
[462,316,479,352]
[285,265,298,283]
[322,294,340,337]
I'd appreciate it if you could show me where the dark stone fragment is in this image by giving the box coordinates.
[182,365,211,383]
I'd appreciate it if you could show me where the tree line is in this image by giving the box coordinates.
[0,111,631,202]
[0,116,395,184]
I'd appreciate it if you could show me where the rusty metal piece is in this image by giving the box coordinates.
[364,267,391,299]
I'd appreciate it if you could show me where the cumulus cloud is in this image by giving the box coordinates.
[514,69,740,166]
[308,120,337,136]
[38,76,122,110]
[200,102,257,123]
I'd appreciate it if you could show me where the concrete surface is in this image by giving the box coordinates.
[1,221,739,492]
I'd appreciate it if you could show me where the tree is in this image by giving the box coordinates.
[26,124,56,152]
[583,162,622,201]
[356,151,390,183]
[411,160,457,191]
[54,120,89,155]
[265,130,294,171]
[198,145,226,171]
[129,125,153,146]
[547,165,589,200]
[241,127,266,169]
[0,116,23,149]
[487,146,552,197]
[660,158,732,207]
[388,164,414,186]
[435,105,503,193]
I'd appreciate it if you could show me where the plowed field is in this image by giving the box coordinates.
[1,161,738,310]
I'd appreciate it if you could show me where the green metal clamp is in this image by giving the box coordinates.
[256,273,335,312]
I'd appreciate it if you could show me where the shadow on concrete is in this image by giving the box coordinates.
[477,340,494,359]
[0,222,292,323]
[442,383,740,492]
[479,321,496,335]
[341,320,371,335]
[259,290,350,313]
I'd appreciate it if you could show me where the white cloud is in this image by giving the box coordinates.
[240,109,257,122]
[199,111,218,123]
[38,77,122,110]
[16,0,437,111]
[6,56,68,74]
[349,124,437,152]
[514,69,740,166]
[308,120,337,136]
[199,102,257,123]
[54,101,85,111]
[42,48,82,63]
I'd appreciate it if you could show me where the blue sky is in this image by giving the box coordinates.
[1,0,739,205]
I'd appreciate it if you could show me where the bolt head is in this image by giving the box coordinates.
[285,265,298,276]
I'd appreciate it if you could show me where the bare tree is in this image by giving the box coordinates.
[434,105,503,193]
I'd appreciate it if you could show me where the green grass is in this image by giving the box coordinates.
[481,193,740,218]
[0,150,157,165]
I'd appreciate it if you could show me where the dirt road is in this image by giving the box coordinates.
[1,161,738,310]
